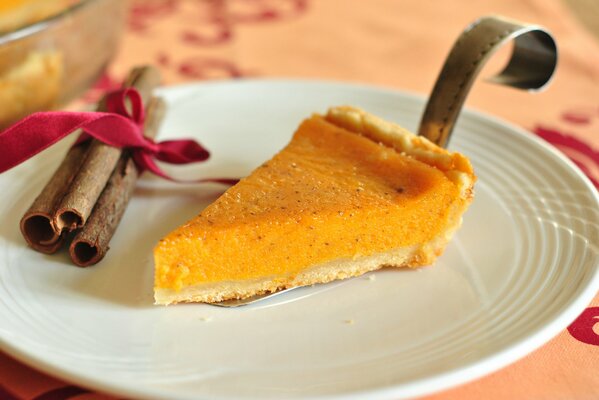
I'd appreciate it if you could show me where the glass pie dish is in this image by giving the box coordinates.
[0,0,126,129]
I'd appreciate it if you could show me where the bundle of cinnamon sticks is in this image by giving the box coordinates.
[20,65,165,267]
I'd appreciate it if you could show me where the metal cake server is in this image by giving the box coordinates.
[212,15,557,308]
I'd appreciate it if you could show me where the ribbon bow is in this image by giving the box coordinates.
[0,88,235,184]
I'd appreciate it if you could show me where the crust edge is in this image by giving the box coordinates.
[324,106,475,197]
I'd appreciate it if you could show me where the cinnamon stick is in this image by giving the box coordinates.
[19,143,89,253]
[69,97,167,267]
[54,66,161,232]
[19,65,161,253]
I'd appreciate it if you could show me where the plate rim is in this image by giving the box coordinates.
[1,78,598,400]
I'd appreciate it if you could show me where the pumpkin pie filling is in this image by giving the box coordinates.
[154,106,475,304]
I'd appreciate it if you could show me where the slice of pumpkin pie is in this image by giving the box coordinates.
[154,106,475,305]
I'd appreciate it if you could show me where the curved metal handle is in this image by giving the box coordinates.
[418,15,558,148]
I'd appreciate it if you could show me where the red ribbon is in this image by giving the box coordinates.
[0,88,237,185]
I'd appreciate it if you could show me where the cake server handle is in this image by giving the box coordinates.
[418,15,557,148]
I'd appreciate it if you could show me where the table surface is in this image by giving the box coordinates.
[1,0,598,399]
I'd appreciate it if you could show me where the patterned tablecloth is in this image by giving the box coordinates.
[1,0,598,398]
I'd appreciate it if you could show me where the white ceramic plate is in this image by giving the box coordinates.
[1,81,598,400]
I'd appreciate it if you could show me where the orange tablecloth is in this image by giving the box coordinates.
[2,0,598,398]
